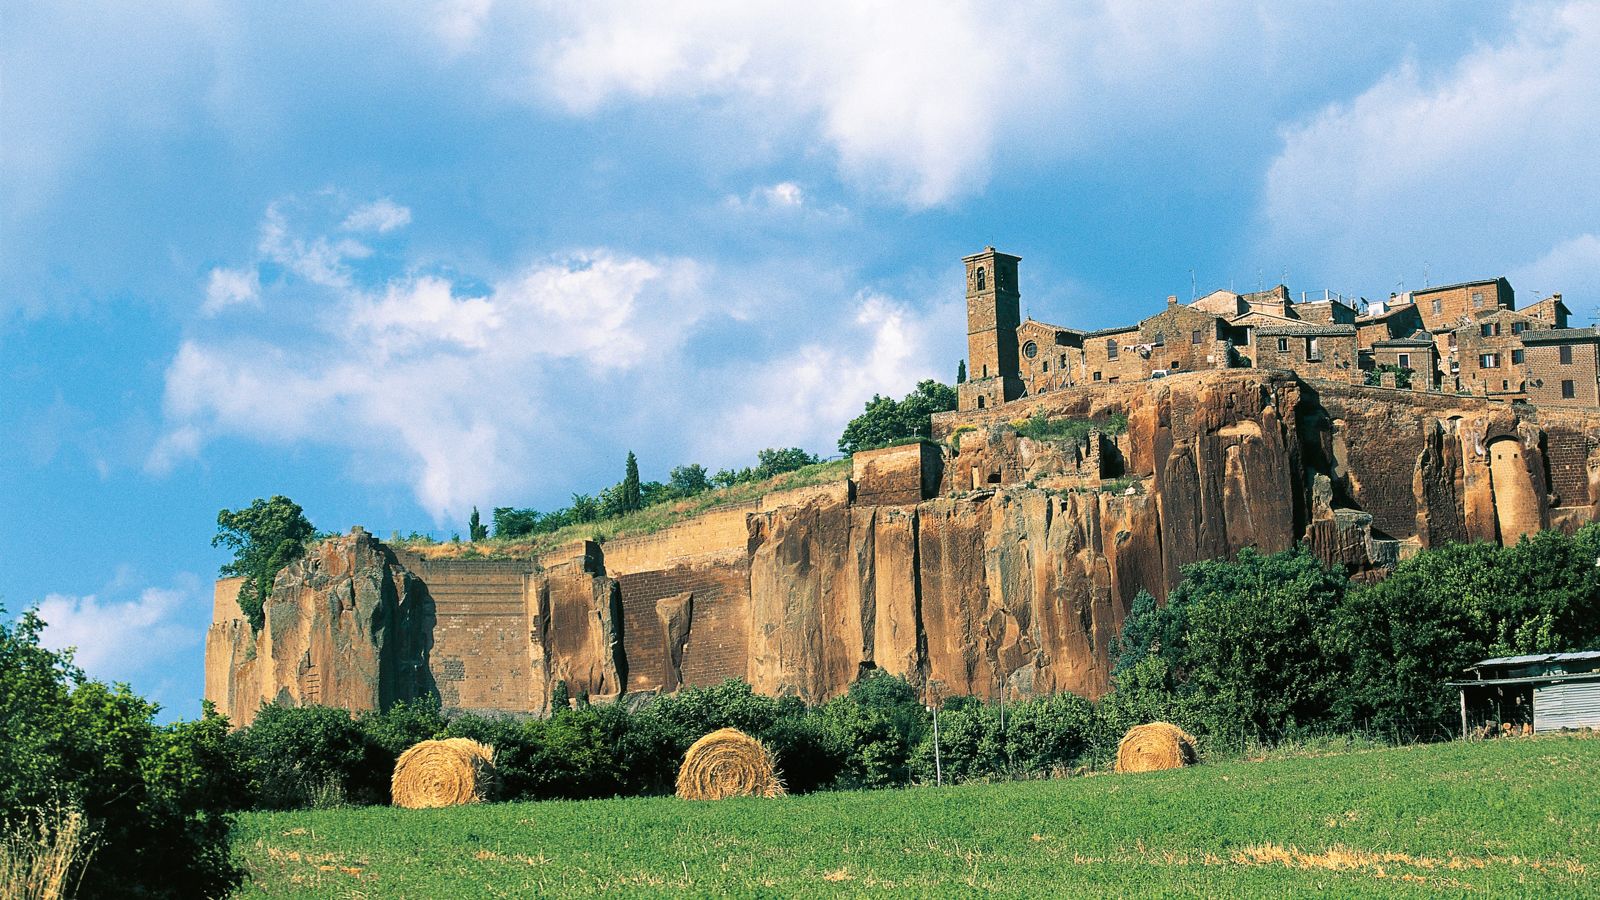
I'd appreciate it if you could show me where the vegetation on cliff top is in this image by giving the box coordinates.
[234,736,1600,897]
[213,495,316,631]
[837,379,957,454]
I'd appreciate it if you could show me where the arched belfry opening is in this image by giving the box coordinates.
[975,266,986,290]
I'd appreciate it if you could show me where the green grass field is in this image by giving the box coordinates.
[235,736,1599,897]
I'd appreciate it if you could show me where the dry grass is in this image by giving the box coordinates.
[676,728,786,800]
[396,459,851,561]
[391,738,498,809]
[0,803,94,900]
[1115,722,1198,773]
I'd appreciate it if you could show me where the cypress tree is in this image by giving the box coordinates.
[957,360,967,384]
[622,451,642,512]
[468,506,488,541]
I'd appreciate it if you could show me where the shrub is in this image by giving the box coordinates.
[0,607,242,898]
[236,704,388,809]
[839,380,957,454]
[213,496,315,631]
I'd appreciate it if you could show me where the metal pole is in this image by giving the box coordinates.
[931,702,943,787]
[1460,688,1469,740]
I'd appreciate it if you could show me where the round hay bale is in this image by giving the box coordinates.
[391,738,498,808]
[675,728,786,800]
[1115,722,1198,774]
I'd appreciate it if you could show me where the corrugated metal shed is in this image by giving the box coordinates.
[1534,682,1600,732]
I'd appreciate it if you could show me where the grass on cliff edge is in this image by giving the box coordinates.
[235,735,1599,897]
[395,458,852,560]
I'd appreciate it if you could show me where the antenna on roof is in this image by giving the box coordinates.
[1423,261,1430,289]
[1190,269,1196,301]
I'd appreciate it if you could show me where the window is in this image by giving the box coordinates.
[975,267,986,290]
[1512,322,1526,335]
[1307,337,1322,362]
[1106,339,1118,360]
[1560,345,1574,364]
[977,396,986,409]
[982,364,988,378]
[1481,323,1497,337]
[1042,361,1049,372]
[1512,349,1524,364]
[1398,353,1410,368]
[1432,299,1442,316]
[1060,354,1068,367]
[1479,353,1499,368]
[1107,376,1120,384]
[1153,331,1165,346]
[1563,379,1577,399]
[1472,291,1484,307]
[1192,329,1203,344]
[1093,371,1102,381]
[1502,380,1509,391]
[1022,340,1038,359]
[1276,337,1288,353]
[1448,332,1457,347]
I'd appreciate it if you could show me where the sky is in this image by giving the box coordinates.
[4,1,1599,719]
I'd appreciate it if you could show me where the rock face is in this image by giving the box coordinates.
[206,370,1600,724]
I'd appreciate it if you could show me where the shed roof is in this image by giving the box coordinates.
[1471,650,1600,668]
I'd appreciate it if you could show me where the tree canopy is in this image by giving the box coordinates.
[213,495,315,631]
[838,379,957,454]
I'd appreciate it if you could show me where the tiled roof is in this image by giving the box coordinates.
[1519,328,1599,343]
[1256,324,1357,336]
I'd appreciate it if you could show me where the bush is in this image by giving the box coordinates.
[816,671,926,789]
[838,380,957,454]
[0,607,242,898]
[236,704,388,809]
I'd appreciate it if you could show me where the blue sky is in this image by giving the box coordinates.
[5,1,1599,718]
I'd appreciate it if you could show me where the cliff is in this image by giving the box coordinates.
[206,370,1600,724]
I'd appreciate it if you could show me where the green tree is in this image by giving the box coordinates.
[468,506,488,542]
[668,464,711,498]
[213,496,315,631]
[957,359,967,384]
[622,451,642,512]
[569,493,601,523]
[0,606,243,898]
[236,704,387,809]
[838,380,956,454]
[755,447,819,477]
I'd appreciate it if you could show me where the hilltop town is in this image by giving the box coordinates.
[958,246,1591,411]
[206,247,1600,725]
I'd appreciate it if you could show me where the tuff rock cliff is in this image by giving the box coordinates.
[207,370,1600,724]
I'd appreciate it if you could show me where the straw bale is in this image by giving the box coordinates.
[675,728,785,800]
[1114,722,1198,773]
[391,738,498,808]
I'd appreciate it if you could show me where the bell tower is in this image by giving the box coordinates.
[960,247,1023,410]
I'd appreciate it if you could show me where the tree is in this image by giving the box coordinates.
[668,464,711,498]
[838,380,957,454]
[468,506,488,542]
[569,493,601,523]
[622,451,642,513]
[755,447,819,477]
[0,605,243,898]
[957,360,967,384]
[213,496,315,631]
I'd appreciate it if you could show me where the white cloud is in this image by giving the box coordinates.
[702,292,952,459]
[36,576,204,684]
[154,200,718,518]
[475,2,1294,207]
[201,266,260,315]
[341,198,413,234]
[1261,0,1600,289]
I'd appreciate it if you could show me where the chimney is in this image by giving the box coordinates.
[1167,294,1178,306]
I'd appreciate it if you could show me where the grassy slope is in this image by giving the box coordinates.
[235,736,1599,897]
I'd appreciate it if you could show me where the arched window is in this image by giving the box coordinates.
[975,267,986,290]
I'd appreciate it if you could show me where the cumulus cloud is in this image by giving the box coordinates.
[1261,0,1600,289]
[341,198,413,234]
[468,2,1300,207]
[36,575,204,683]
[153,196,947,518]
[201,266,260,315]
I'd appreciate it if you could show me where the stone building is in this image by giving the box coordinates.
[957,247,1592,412]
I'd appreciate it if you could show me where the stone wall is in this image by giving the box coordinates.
[206,370,1600,724]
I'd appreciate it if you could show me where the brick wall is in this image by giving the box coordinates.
[1412,279,1513,332]
[1524,340,1600,408]
[599,502,756,575]
[212,576,246,623]
[1253,330,1360,382]
[617,563,750,692]
[853,442,941,506]
[400,556,534,715]
[1544,429,1592,508]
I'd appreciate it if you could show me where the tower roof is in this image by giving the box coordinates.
[962,247,1021,262]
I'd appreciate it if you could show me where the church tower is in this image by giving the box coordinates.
[960,247,1023,411]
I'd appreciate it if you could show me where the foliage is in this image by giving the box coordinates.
[956,359,967,384]
[1364,363,1415,388]
[213,496,315,631]
[236,737,1600,896]
[817,671,927,789]
[1012,411,1128,450]
[356,697,447,758]
[468,507,487,542]
[668,464,711,498]
[236,705,389,810]
[0,606,242,898]
[837,380,957,454]
[621,451,642,513]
